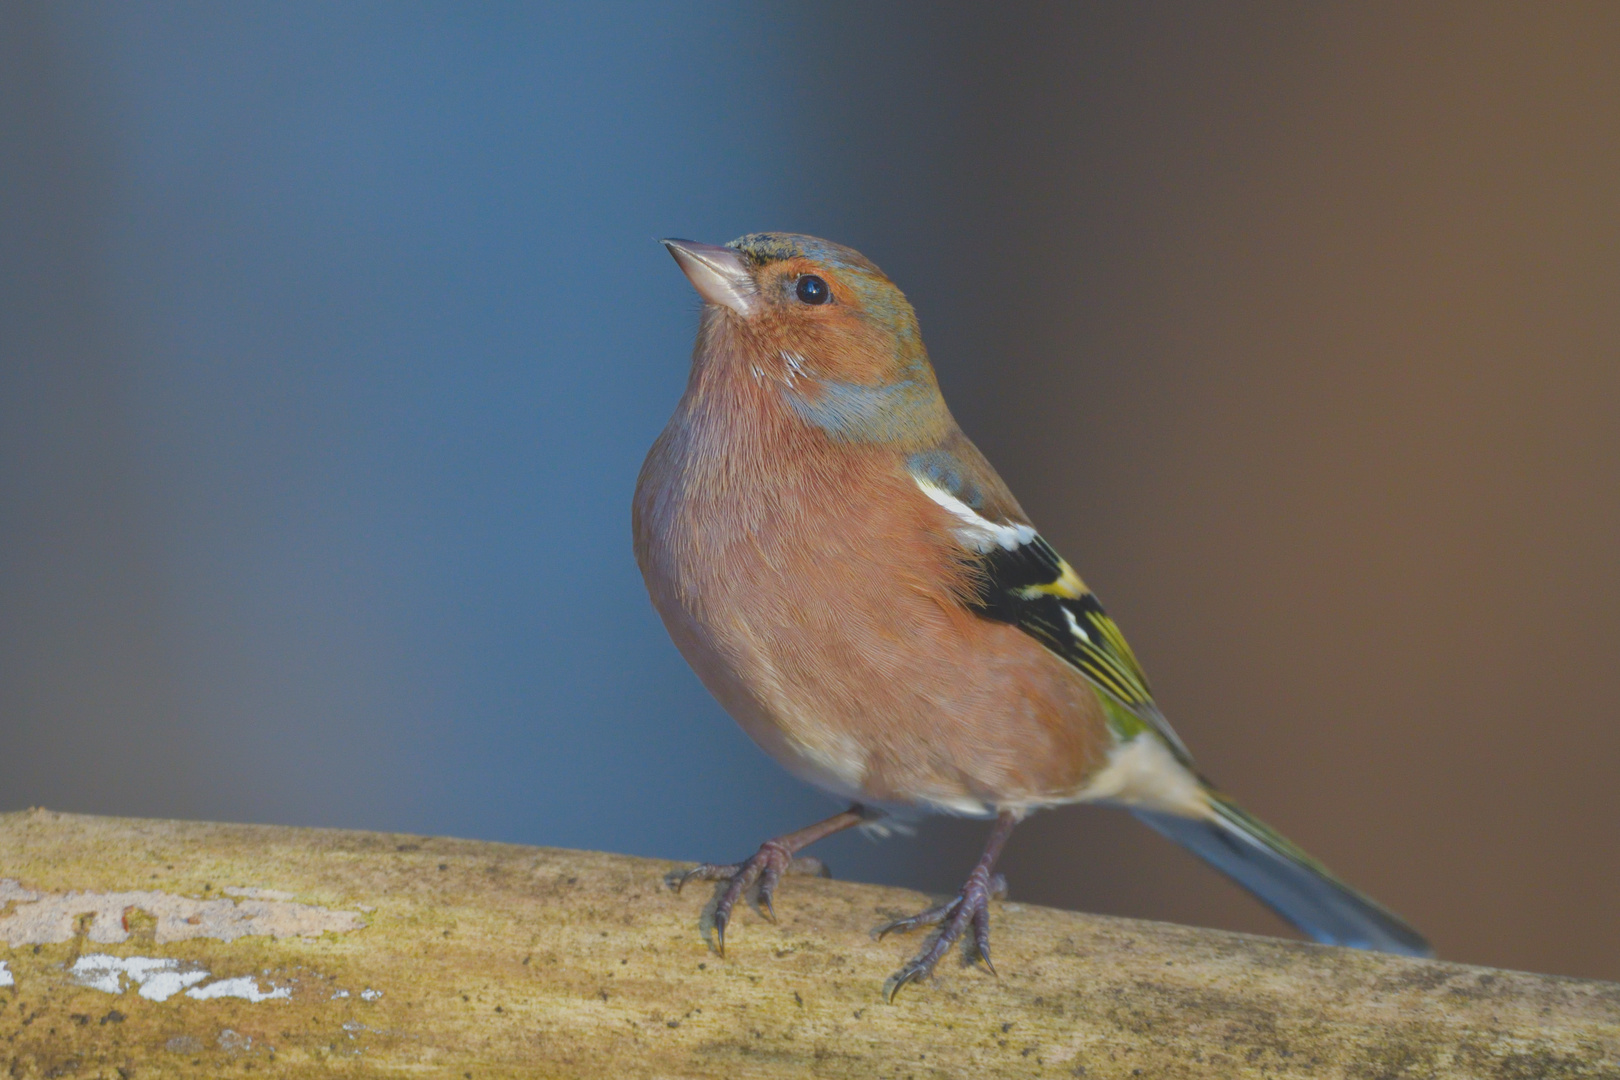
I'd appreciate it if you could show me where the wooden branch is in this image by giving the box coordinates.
[0,810,1614,1078]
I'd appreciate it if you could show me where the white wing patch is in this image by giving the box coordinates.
[913,477,1036,554]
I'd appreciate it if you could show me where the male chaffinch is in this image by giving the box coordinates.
[635,233,1429,999]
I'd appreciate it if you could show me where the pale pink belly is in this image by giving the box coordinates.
[639,490,1109,815]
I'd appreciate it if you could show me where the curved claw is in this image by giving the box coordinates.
[976,937,997,978]
[670,862,739,895]
[757,857,784,923]
[972,904,995,975]
[883,962,931,1003]
[712,909,728,957]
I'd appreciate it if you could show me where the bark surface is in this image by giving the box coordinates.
[0,809,1614,1078]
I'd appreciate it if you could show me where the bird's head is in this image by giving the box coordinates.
[660,233,948,444]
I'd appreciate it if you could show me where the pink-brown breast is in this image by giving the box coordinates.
[633,361,1111,816]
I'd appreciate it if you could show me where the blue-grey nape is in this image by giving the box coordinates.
[783,378,934,443]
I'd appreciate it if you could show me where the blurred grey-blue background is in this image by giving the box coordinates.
[6,3,1619,982]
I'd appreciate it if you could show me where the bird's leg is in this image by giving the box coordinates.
[878,810,1019,1001]
[668,805,866,956]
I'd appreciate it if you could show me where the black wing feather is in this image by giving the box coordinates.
[966,535,1192,763]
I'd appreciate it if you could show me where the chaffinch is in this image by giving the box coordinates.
[635,233,1429,999]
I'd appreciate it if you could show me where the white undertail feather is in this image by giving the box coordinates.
[1078,735,1210,817]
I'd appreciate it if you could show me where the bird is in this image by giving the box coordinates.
[634,232,1430,999]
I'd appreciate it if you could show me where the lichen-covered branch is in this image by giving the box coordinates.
[0,809,1614,1078]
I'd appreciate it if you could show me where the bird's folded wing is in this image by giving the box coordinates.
[906,436,1193,765]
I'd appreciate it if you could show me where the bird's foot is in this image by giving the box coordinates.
[664,807,865,958]
[667,844,829,956]
[878,871,1007,1001]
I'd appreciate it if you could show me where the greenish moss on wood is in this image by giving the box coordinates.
[0,809,1615,1078]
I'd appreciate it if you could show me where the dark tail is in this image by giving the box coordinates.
[1134,795,1431,956]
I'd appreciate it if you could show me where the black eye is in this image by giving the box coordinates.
[795,274,830,305]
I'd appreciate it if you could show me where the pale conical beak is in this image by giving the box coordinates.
[660,238,757,316]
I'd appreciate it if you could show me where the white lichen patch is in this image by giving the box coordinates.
[187,975,291,1002]
[70,955,209,1001]
[0,878,364,946]
[148,968,214,1001]
[69,953,292,1002]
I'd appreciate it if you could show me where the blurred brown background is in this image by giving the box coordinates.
[845,5,1620,982]
[5,4,1617,983]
